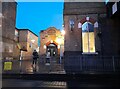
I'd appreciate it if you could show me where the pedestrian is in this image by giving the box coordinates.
[46,52,50,65]
[32,50,39,67]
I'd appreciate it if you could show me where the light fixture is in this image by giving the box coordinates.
[50,40,53,43]
[61,30,65,35]
[56,38,62,45]
[58,45,60,49]
[31,39,35,43]
[86,17,89,21]
[43,45,46,49]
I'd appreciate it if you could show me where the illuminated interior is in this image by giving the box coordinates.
[82,22,95,53]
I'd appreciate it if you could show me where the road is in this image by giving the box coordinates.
[2,73,120,88]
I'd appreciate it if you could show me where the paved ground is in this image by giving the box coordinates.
[2,77,120,88]
[2,57,65,74]
[2,79,67,88]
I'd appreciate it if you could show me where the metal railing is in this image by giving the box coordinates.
[64,56,120,73]
[2,55,120,74]
[2,55,64,74]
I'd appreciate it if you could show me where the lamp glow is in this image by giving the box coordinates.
[31,39,35,43]
[61,30,65,35]
[43,45,46,49]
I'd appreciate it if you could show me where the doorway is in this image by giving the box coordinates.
[46,43,58,57]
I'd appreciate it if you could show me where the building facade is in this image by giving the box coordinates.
[64,2,106,55]
[39,27,64,59]
[0,2,17,60]
[13,28,20,59]
[63,2,120,73]
[105,1,120,55]
[18,29,38,60]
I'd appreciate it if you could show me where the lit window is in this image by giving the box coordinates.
[82,22,95,53]
[69,19,74,31]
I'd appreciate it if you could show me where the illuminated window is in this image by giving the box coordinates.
[82,22,95,53]
[69,19,74,31]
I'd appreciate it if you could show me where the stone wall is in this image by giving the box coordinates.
[2,2,17,59]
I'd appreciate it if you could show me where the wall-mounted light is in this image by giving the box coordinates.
[58,45,60,49]
[86,17,90,21]
[56,38,62,45]
[43,45,46,49]
[50,40,53,43]
[31,39,35,43]
[61,30,65,35]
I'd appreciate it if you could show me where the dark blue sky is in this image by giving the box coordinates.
[16,2,64,36]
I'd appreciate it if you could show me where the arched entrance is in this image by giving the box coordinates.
[46,42,58,57]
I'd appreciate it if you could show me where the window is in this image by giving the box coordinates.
[69,19,74,30]
[82,22,95,53]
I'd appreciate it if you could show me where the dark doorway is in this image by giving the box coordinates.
[46,43,58,57]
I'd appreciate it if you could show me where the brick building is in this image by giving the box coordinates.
[0,2,17,60]
[13,28,20,59]
[17,29,38,60]
[39,27,64,60]
[0,1,2,60]
[64,2,106,55]
[0,2,38,60]
[105,1,120,55]
[63,2,120,73]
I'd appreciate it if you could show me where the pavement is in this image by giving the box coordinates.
[2,73,120,88]
[2,79,67,88]
[2,57,65,74]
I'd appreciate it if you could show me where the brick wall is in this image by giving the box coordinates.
[2,2,17,59]
[64,2,106,54]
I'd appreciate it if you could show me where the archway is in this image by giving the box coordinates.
[46,42,58,57]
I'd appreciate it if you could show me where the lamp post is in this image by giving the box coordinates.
[59,30,65,64]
